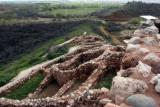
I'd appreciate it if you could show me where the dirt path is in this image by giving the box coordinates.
[31,82,60,99]
[99,26,125,45]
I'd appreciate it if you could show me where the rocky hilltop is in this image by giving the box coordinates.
[0,24,160,107]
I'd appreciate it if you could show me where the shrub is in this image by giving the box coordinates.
[128,18,142,25]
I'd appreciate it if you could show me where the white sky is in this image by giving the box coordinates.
[0,0,159,3]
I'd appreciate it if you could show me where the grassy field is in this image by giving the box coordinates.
[48,7,103,16]
[5,73,44,100]
[0,21,102,99]
[34,3,122,17]
[0,2,122,19]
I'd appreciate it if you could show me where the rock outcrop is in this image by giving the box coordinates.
[125,94,156,107]
[110,76,148,104]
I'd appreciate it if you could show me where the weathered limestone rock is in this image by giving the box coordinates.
[111,76,148,104]
[126,44,140,52]
[125,94,156,107]
[138,48,150,54]
[104,103,121,107]
[155,79,160,93]
[134,26,159,37]
[144,53,160,63]
[99,98,112,104]
[143,53,160,74]
[150,74,160,93]
[124,37,141,44]
[150,74,160,84]
[123,24,160,107]
[136,61,151,77]
[144,25,159,36]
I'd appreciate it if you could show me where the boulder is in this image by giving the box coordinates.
[134,29,144,37]
[124,37,141,44]
[134,26,159,38]
[125,94,156,107]
[111,76,148,104]
[143,53,160,74]
[144,53,160,63]
[144,25,159,36]
[138,48,150,54]
[155,79,160,93]
[151,74,160,93]
[136,61,151,77]
[143,37,158,46]
[100,98,112,104]
[122,54,139,69]
[156,34,160,40]
[150,74,160,84]
[126,44,140,52]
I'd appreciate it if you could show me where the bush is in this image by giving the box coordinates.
[128,18,141,25]
[4,73,44,100]
[47,46,68,60]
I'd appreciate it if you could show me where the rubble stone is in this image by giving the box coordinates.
[155,79,160,93]
[136,61,151,77]
[125,94,156,107]
[126,44,140,52]
[111,76,148,104]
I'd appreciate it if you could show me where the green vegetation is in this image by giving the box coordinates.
[128,17,142,25]
[0,2,115,100]
[38,3,122,18]
[49,8,100,16]
[0,21,103,99]
[0,2,122,20]
[4,73,44,100]
[47,46,69,60]
[0,22,101,88]
[95,73,115,89]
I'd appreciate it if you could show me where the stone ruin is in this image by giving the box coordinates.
[0,25,160,107]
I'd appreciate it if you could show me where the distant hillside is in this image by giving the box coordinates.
[0,21,87,64]
[97,1,160,21]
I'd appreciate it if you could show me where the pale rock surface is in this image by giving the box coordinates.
[138,47,150,54]
[104,103,121,107]
[143,37,158,46]
[143,53,160,73]
[144,53,160,63]
[151,74,160,93]
[144,25,159,36]
[156,34,160,40]
[136,61,151,77]
[124,37,141,44]
[99,98,112,104]
[155,79,160,93]
[134,26,158,37]
[134,29,144,37]
[125,94,156,107]
[104,103,132,107]
[126,44,140,52]
[111,76,148,104]
[68,46,80,53]
[150,74,160,84]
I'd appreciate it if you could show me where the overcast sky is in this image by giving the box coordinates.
[0,0,159,3]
